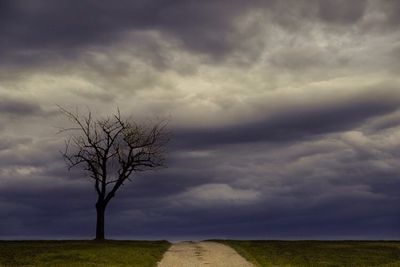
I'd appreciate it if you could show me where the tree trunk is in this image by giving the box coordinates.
[95,203,105,240]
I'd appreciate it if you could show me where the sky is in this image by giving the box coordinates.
[0,0,400,240]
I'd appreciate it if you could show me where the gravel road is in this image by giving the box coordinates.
[157,241,254,267]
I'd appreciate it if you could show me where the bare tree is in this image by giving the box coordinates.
[59,107,168,240]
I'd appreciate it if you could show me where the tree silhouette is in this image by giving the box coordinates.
[59,107,168,240]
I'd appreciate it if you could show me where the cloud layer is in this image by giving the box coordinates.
[0,0,400,240]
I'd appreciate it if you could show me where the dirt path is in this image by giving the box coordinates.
[157,241,254,267]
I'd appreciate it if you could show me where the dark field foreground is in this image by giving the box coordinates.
[0,240,170,267]
[221,240,400,267]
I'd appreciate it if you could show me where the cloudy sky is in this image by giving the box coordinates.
[1,0,400,240]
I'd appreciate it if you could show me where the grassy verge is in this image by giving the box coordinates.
[0,240,170,267]
[220,240,400,267]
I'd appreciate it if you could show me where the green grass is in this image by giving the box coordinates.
[0,240,170,267]
[220,240,400,267]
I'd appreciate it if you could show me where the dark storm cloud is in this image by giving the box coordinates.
[1,125,400,239]
[366,111,400,132]
[381,0,400,27]
[90,140,400,239]
[318,0,367,24]
[0,143,94,238]
[0,96,44,116]
[0,0,395,69]
[0,139,59,168]
[174,87,400,148]
[269,48,327,70]
[0,0,265,67]
[0,177,94,238]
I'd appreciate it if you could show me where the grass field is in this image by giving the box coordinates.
[221,240,400,267]
[0,240,170,267]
